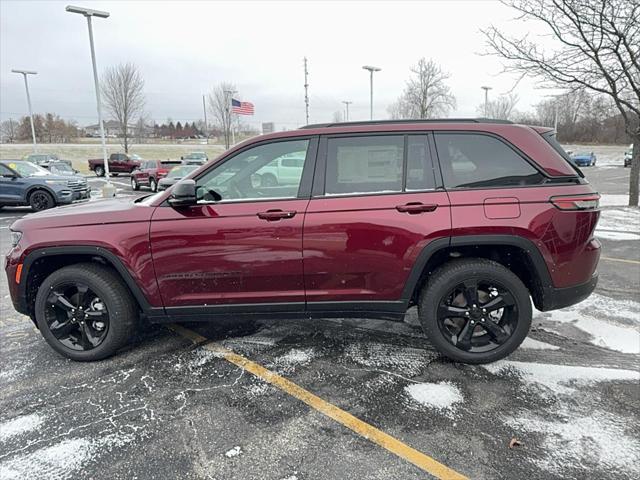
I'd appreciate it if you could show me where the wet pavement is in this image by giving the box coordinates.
[1,165,639,480]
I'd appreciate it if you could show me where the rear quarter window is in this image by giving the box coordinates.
[434,133,545,188]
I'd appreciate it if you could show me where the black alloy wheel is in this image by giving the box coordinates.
[44,283,110,351]
[419,259,532,364]
[29,190,55,211]
[437,279,516,353]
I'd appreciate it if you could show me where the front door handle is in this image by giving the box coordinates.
[257,209,297,221]
[395,202,438,214]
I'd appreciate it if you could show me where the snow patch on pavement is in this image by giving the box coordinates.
[0,414,44,441]
[505,411,640,475]
[535,293,640,354]
[599,194,632,207]
[596,230,640,241]
[521,337,560,350]
[224,445,242,458]
[405,381,463,415]
[277,348,316,365]
[0,433,134,480]
[344,342,431,376]
[483,360,640,395]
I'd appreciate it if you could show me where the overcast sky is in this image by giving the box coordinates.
[1,0,559,129]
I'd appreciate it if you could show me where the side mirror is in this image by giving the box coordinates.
[169,179,197,207]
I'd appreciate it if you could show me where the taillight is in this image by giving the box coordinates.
[158,169,169,176]
[550,193,600,210]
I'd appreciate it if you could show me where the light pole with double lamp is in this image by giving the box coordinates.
[362,65,381,120]
[66,5,115,197]
[11,69,38,153]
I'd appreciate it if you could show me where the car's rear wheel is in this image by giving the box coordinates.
[29,190,55,212]
[418,259,532,364]
[131,176,140,191]
[34,263,138,361]
[260,173,278,187]
[149,177,157,192]
[95,166,105,177]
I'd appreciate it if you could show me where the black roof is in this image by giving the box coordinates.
[300,118,514,129]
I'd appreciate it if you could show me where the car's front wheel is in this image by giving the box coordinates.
[131,176,140,191]
[418,259,532,364]
[149,177,157,192]
[29,190,56,211]
[34,263,138,361]
[95,166,105,177]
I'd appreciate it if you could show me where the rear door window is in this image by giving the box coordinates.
[325,136,404,195]
[434,133,544,188]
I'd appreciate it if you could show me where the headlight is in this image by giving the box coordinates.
[45,180,68,186]
[10,230,22,248]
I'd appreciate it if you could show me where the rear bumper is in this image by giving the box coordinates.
[539,274,598,311]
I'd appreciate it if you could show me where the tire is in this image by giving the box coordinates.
[418,258,532,364]
[95,166,105,177]
[260,174,278,188]
[29,190,56,212]
[112,173,119,177]
[131,176,140,191]
[149,177,157,192]
[34,263,138,361]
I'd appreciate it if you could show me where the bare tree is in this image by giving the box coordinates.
[208,82,236,149]
[332,110,343,123]
[388,58,456,119]
[101,63,145,153]
[483,0,640,206]
[477,93,520,120]
[0,119,18,143]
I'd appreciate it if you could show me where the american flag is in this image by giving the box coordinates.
[231,98,254,115]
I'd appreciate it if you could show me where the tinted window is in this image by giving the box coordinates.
[325,136,403,195]
[435,133,544,188]
[0,164,14,176]
[197,139,309,202]
[406,135,436,191]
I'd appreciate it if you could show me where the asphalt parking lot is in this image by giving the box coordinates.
[1,162,639,480]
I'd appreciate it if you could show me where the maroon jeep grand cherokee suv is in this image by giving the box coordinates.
[5,119,600,363]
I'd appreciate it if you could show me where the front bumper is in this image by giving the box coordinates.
[72,188,91,201]
[539,274,598,311]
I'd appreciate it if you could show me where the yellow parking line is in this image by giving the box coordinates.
[600,256,640,265]
[170,324,468,480]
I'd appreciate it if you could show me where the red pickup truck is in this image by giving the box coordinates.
[88,153,141,176]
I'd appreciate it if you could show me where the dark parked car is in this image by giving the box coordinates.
[181,152,208,165]
[0,160,90,211]
[41,161,80,176]
[22,153,73,168]
[88,153,142,176]
[624,145,632,167]
[5,119,600,363]
[157,165,200,191]
[570,151,596,167]
[131,160,183,192]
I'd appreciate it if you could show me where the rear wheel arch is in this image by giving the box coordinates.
[19,247,152,319]
[403,235,552,311]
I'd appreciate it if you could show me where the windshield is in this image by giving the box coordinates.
[186,153,206,159]
[50,163,74,174]
[574,152,591,156]
[167,165,198,178]
[4,161,50,177]
[130,154,142,160]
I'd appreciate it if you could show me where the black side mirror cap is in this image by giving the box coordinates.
[168,179,197,207]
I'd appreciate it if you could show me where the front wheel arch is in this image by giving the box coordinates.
[19,247,153,319]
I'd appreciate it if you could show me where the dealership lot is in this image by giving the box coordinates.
[1,156,638,479]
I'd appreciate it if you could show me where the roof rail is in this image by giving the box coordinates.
[300,118,514,129]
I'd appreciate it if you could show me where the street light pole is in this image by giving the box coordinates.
[481,86,492,117]
[362,65,381,120]
[202,94,208,144]
[66,5,114,197]
[341,101,352,122]
[12,69,38,153]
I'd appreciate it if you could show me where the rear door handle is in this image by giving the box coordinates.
[257,209,297,221]
[395,202,438,214]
